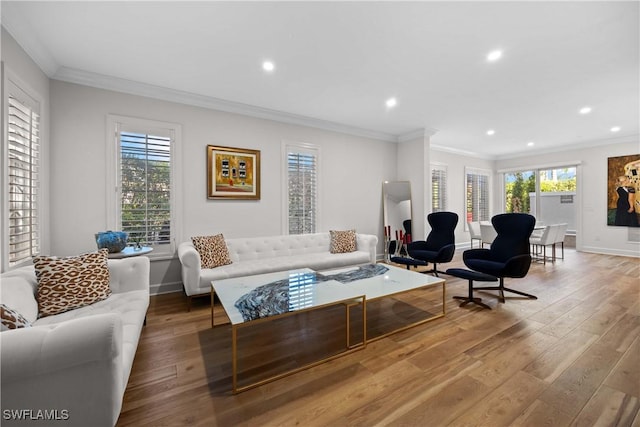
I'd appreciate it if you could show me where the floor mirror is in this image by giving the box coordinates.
[382,181,413,262]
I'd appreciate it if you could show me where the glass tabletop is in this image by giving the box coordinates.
[320,263,444,300]
[212,268,365,325]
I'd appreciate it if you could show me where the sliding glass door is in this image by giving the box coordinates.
[504,166,577,233]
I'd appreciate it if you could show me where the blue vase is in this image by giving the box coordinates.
[95,231,128,253]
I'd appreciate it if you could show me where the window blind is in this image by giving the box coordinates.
[119,131,172,249]
[431,165,447,212]
[287,150,317,234]
[7,95,40,266]
[466,171,490,222]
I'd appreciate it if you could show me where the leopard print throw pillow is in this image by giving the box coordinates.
[1,304,31,331]
[191,234,233,269]
[33,249,112,318]
[330,230,357,254]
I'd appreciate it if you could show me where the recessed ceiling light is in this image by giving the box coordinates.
[579,106,592,115]
[611,126,621,132]
[386,98,397,108]
[262,61,275,72]
[486,50,503,62]
[527,141,535,147]
[486,129,495,136]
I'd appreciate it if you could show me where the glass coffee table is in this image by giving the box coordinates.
[211,264,445,393]
[322,263,446,341]
[211,268,366,393]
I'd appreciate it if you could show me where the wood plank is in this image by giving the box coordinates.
[464,318,546,359]
[571,385,640,427]
[467,331,558,388]
[579,302,627,336]
[539,302,608,339]
[450,371,547,426]
[346,353,483,426]
[538,342,623,418]
[253,359,423,426]
[597,313,640,354]
[604,336,640,399]
[523,329,599,383]
[528,296,584,325]
[511,399,574,427]
[380,375,490,426]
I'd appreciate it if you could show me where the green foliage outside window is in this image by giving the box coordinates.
[120,132,171,245]
[505,168,576,213]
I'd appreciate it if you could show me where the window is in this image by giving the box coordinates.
[504,170,536,214]
[431,164,447,212]
[465,168,491,223]
[5,82,41,267]
[503,165,577,232]
[284,143,318,234]
[107,116,181,257]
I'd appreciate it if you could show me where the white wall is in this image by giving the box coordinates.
[529,192,577,232]
[496,139,640,257]
[397,134,430,240]
[430,149,495,247]
[49,81,397,291]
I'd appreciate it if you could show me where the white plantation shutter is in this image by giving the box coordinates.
[7,91,40,266]
[286,145,318,234]
[466,168,491,222]
[118,129,172,252]
[431,164,447,212]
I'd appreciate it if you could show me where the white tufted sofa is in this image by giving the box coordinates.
[178,232,378,308]
[0,257,150,427]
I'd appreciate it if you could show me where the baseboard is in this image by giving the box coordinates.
[581,246,640,258]
[150,281,183,296]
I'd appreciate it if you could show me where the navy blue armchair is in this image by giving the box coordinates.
[406,211,458,277]
[463,213,536,302]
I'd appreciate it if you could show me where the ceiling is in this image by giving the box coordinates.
[2,1,638,158]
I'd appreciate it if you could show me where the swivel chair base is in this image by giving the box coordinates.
[453,295,492,310]
[473,277,537,303]
[390,256,428,270]
[422,264,443,277]
[389,257,445,278]
[447,268,496,309]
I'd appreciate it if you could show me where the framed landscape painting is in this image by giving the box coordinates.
[207,145,260,200]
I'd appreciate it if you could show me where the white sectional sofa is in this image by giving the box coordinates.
[0,256,150,427]
[178,232,378,307]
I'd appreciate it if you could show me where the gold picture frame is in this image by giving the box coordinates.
[207,145,260,200]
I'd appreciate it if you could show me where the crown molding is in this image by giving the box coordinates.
[397,127,439,143]
[494,133,640,161]
[430,143,496,160]
[53,67,400,143]
[432,133,640,161]
[1,9,59,76]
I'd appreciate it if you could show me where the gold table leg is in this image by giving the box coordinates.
[211,288,216,328]
[231,295,366,394]
[365,280,446,343]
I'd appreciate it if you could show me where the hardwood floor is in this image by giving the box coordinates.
[117,249,640,426]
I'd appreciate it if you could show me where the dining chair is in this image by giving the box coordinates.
[553,223,568,259]
[529,224,555,264]
[467,221,482,248]
[480,222,497,247]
